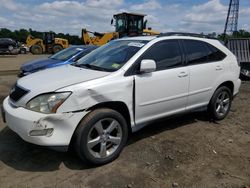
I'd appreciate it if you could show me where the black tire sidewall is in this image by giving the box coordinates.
[31,45,42,54]
[75,109,128,165]
[209,86,232,120]
[52,45,63,54]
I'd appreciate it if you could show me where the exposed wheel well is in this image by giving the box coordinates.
[87,101,132,133]
[217,81,234,95]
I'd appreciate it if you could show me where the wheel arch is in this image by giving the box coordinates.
[86,101,132,133]
[216,81,234,95]
[69,101,132,148]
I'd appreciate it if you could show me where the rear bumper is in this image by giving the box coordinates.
[234,78,241,96]
[3,97,87,147]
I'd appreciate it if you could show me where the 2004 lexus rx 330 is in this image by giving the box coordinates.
[2,33,241,165]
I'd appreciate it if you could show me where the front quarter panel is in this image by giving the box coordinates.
[56,73,134,125]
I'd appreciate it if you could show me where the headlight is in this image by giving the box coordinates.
[26,92,71,114]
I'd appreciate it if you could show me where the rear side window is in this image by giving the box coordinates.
[183,40,226,65]
[183,40,210,65]
[206,43,226,61]
[141,40,182,71]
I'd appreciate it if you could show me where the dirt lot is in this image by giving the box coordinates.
[0,54,48,73]
[0,55,249,188]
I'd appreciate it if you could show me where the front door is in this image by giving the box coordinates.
[134,40,189,124]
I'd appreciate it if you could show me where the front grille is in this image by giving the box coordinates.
[9,84,29,102]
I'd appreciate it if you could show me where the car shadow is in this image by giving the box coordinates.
[0,111,212,172]
[128,111,212,145]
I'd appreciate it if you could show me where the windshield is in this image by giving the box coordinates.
[50,47,84,61]
[75,40,148,72]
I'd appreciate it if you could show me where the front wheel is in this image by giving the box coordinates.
[74,108,128,165]
[208,86,232,120]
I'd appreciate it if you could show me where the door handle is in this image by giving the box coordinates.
[215,66,222,71]
[178,72,188,78]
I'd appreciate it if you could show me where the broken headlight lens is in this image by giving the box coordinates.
[26,92,71,114]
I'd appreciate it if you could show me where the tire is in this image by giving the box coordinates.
[52,44,63,54]
[208,86,232,121]
[74,108,128,165]
[20,48,26,54]
[31,45,43,54]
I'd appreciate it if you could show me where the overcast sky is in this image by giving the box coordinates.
[0,0,249,36]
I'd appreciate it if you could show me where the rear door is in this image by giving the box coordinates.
[134,40,189,124]
[182,40,227,110]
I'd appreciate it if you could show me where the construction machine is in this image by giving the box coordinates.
[26,32,69,54]
[82,12,160,46]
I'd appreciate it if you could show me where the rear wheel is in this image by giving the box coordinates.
[52,44,63,54]
[208,86,232,120]
[31,45,43,54]
[74,108,128,165]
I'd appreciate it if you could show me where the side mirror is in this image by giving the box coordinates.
[111,19,114,25]
[140,59,156,73]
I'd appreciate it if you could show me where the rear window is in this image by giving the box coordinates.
[50,47,85,61]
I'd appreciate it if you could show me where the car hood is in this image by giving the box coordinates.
[17,65,111,95]
[21,58,62,72]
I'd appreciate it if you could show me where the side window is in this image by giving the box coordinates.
[206,43,226,61]
[141,40,182,71]
[183,40,210,65]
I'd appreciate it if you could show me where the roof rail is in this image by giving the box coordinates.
[158,32,217,39]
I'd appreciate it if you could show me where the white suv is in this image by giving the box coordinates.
[2,33,241,165]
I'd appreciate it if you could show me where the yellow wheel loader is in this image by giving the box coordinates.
[82,12,160,46]
[26,32,69,54]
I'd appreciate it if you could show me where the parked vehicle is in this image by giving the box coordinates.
[19,44,30,54]
[18,45,98,77]
[226,38,250,79]
[2,33,241,165]
[0,38,19,55]
[26,32,69,54]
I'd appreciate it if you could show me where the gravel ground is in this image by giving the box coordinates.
[0,55,249,188]
[0,54,48,71]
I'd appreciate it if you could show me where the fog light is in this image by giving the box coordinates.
[29,128,54,137]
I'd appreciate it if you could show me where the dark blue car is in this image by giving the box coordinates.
[18,45,98,77]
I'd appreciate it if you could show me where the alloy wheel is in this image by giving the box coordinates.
[87,118,122,159]
[215,91,230,117]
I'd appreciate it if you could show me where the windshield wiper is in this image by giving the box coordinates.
[75,64,112,72]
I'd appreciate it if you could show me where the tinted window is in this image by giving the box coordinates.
[206,43,226,61]
[141,40,182,71]
[183,40,210,65]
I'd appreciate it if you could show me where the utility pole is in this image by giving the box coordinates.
[223,0,239,37]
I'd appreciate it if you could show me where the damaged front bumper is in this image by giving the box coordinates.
[3,97,87,148]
